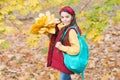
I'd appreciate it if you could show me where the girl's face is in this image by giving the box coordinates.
[60,11,73,26]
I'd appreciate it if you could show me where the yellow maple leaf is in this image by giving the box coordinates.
[38,13,45,18]
[30,11,59,35]
[47,28,55,34]
[30,24,41,34]
[39,28,48,34]
[45,11,59,26]
[38,16,47,23]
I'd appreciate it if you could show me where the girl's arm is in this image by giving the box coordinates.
[57,29,80,55]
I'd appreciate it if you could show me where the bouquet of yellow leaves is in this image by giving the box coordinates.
[30,11,60,34]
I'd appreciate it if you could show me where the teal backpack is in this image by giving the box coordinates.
[61,26,89,80]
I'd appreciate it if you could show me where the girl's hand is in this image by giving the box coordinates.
[55,42,62,48]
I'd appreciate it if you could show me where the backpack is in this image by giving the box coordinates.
[61,26,89,80]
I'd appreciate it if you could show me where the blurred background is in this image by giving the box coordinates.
[0,0,120,80]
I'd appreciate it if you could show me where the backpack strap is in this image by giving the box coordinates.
[82,72,84,80]
[61,26,80,41]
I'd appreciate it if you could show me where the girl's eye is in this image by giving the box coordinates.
[66,16,69,18]
[61,16,64,18]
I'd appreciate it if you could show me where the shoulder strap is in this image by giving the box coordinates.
[82,72,84,80]
[61,26,80,41]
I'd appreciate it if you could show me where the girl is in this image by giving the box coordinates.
[47,6,82,80]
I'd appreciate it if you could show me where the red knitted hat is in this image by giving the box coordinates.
[60,6,75,16]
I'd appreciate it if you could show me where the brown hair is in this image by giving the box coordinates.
[59,6,82,43]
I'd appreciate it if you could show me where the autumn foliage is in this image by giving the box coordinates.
[0,0,120,80]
